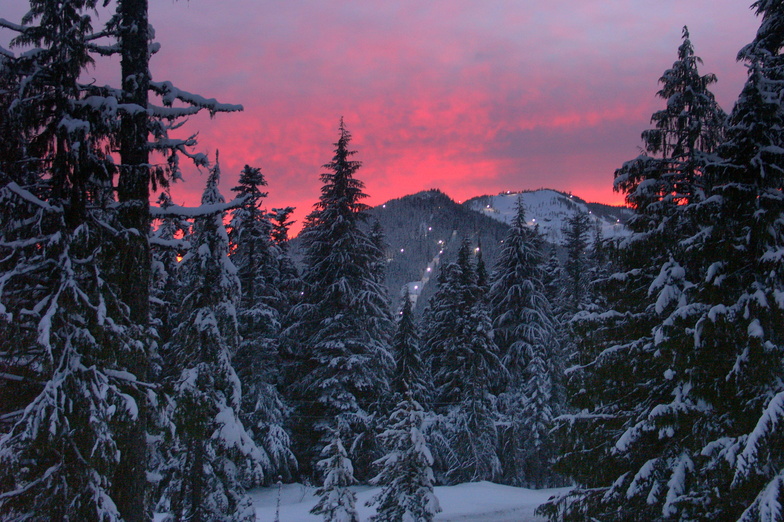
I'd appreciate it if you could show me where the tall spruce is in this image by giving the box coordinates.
[488,198,559,487]
[391,288,430,406]
[423,238,505,483]
[228,164,296,483]
[539,26,749,522]
[284,120,394,479]
[160,159,264,521]
[0,3,147,519]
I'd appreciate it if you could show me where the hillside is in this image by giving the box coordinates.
[365,189,510,310]
[464,189,632,245]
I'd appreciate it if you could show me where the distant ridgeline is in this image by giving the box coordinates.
[361,188,631,312]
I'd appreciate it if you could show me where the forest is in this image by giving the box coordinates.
[1,1,784,521]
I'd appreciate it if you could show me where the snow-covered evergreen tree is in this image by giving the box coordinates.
[0,2,147,518]
[560,212,592,317]
[538,23,784,522]
[284,119,394,479]
[391,288,430,406]
[488,197,560,487]
[368,394,441,522]
[423,238,505,484]
[268,206,302,317]
[150,191,191,350]
[227,164,296,482]
[311,429,359,522]
[160,159,264,521]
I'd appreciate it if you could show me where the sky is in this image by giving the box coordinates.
[2,1,763,234]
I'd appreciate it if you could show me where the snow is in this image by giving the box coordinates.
[241,481,570,521]
[465,189,630,244]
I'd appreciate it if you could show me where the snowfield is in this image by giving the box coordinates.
[248,481,570,521]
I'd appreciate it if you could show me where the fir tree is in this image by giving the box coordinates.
[488,197,559,487]
[368,394,441,522]
[0,2,145,518]
[560,211,592,317]
[311,429,359,522]
[228,163,296,483]
[539,25,784,522]
[391,288,430,406]
[423,239,505,483]
[160,159,264,522]
[284,119,394,479]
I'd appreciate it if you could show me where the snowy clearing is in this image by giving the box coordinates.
[248,481,569,521]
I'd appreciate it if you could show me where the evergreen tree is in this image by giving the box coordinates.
[150,191,191,350]
[0,3,144,518]
[311,429,359,522]
[560,211,591,317]
[284,120,394,479]
[423,239,505,483]
[269,206,302,316]
[368,394,441,522]
[391,288,430,406]
[160,159,264,522]
[488,197,559,487]
[539,25,783,522]
[228,163,296,483]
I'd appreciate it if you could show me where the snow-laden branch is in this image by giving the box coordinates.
[0,18,26,33]
[150,80,243,116]
[150,195,248,218]
[4,182,62,213]
[149,236,191,250]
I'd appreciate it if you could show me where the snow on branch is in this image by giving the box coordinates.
[150,80,243,117]
[150,195,248,218]
[3,182,61,213]
[0,18,26,33]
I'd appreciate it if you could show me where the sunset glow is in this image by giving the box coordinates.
[6,1,762,234]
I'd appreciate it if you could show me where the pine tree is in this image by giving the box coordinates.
[488,197,559,487]
[0,3,146,519]
[284,119,394,479]
[268,206,302,316]
[539,26,774,522]
[150,191,191,350]
[391,288,430,406]
[228,163,296,483]
[311,429,359,522]
[423,239,505,484]
[700,3,784,517]
[560,211,592,317]
[160,159,264,522]
[368,394,441,522]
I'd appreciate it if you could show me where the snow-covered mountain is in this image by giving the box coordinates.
[360,188,631,311]
[464,189,632,245]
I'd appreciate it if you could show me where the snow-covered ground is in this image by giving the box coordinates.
[250,481,569,521]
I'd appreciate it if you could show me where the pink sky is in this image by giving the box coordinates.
[3,1,762,233]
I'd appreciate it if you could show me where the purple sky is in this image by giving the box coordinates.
[3,1,762,232]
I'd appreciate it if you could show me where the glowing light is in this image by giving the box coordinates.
[400,248,405,252]
[426,267,431,272]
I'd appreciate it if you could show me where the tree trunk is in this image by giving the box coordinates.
[113,0,151,519]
